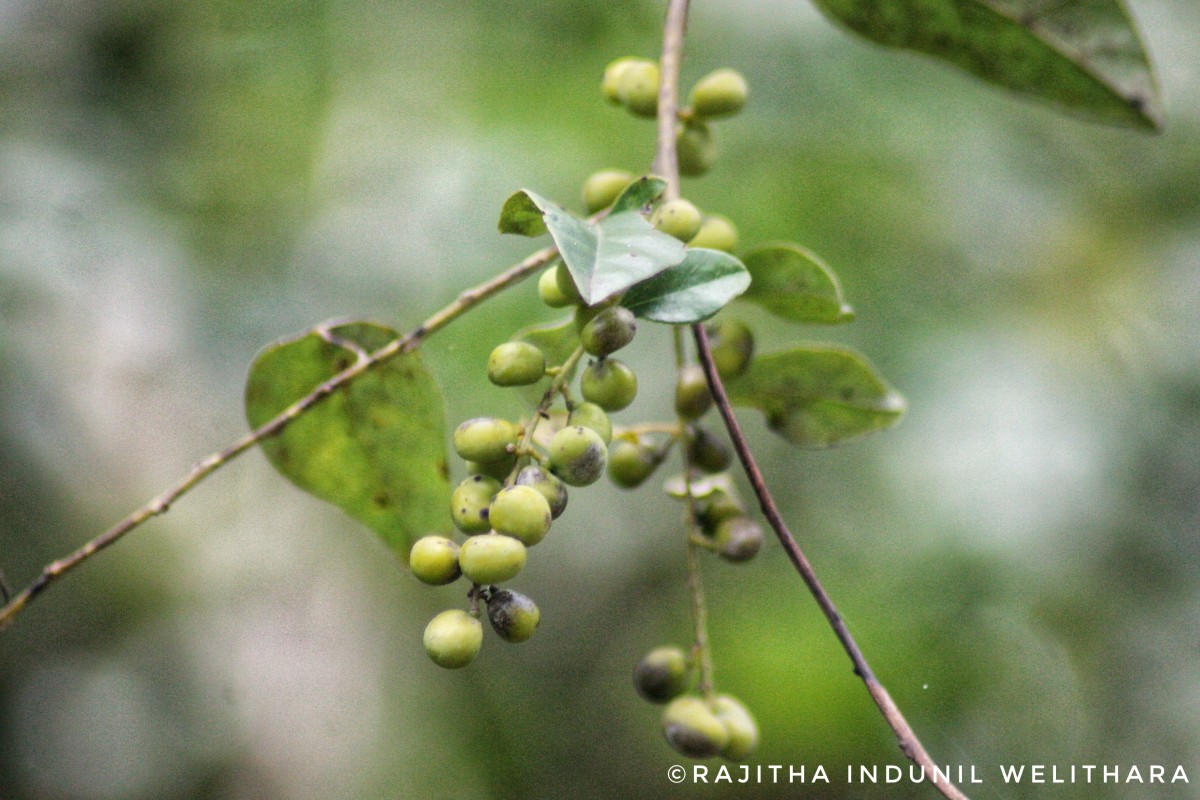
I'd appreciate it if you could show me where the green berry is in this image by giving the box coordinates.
[633,646,689,703]
[423,609,483,669]
[458,534,527,585]
[580,306,637,357]
[451,475,502,534]
[486,589,541,643]
[487,342,545,387]
[662,696,730,759]
[466,455,517,482]
[687,426,731,474]
[674,364,712,420]
[453,417,518,463]
[488,485,552,546]
[676,120,715,177]
[582,169,635,214]
[689,68,748,119]
[714,516,763,563]
[607,438,660,489]
[538,267,572,308]
[713,695,759,760]
[696,487,744,533]
[615,59,660,117]
[547,425,608,487]
[706,318,754,380]
[409,536,462,586]
[688,214,739,253]
[554,264,585,306]
[514,465,569,519]
[580,359,638,412]
[601,56,642,105]
[567,402,613,444]
[651,198,703,242]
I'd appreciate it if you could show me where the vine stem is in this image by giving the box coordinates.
[653,1,968,797]
[0,244,559,632]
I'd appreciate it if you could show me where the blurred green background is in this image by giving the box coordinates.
[2,1,1198,798]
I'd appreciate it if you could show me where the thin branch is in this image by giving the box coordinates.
[653,0,689,200]
[0,244,558,632]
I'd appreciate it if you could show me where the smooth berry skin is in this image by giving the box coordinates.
[696,489,744,534]
[676,121,715,177]
[674,364,713,420]
[651,199,703,242]
[514,465,569,519]
[601,56,642,105]
[633,646,689,703]
[409,536,462,586]
[487,342,546,387]
[538,267,573,308]
[458,534,527,585]
[486,589,541,643]
[583,169,635,214]
[616,59,660,117]
[714,516,763,563]
[688,215,739,253]
[607,438,659,489]
[488,485,552,546]
[423,609,483,669]
[687,426,732,474]
[713,695,759,760]
[706,318,754,380]
[580,359,638,412]
[453,417,518,463]
[547,425,608,487]
[451,475,502,534]
[689,68,748,119]
[662,696,730,759]
[567,402,613,444]
[580,306,637,357]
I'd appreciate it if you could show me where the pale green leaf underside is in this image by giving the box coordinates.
[809,0,1161,129]
[245,322,451,558]
[740,243,855,324]
[623,248,751,323]
[726,346,906,447]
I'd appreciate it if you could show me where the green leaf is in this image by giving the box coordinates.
[512,316,581,404]
[726,346,906,447]
[622,248,751,323]
[245,322,451,558]
[610,175,668,214]
[498,189,686,305]
[740,243,854,325]
[809,0,1161,130]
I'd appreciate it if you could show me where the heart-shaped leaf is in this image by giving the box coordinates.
[623,248,751,323]
[740,243,854,325]
[726,345,906,448]
[245,322,451,558]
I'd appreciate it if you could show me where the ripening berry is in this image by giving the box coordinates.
[582,169,635,214]
[451,475,502,534]
[453,417,518,463]
[487,589,541,643]
[688,214,739,253]
[676,121,715,177]
[607,438,660,489]
[689,68,748,119]
[458,533,527,585]
[580,306,637,357]
[687,426,731,474]
[514,465,569,519]
[651,199,703,242]
[423,609,483,669]
[568,402,613,444]
[706,318,754,380]
[615,59,660,117]
[713,695,759,760]
[713,516,763,563]
[662,696,730,759]
[548,425,608,487]
[580,359,638,412]
[674,364,713,420]
[601,56,643,105]
[409,536,462,586]
[488,485,552,546]
[633,646,689,703]
[487,342,546,387]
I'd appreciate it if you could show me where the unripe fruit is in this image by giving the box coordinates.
[713,695,759,760]
[554,263,585,306]
[633,646,689,703]
[607,438,660,489]
[548,425,608,487]
[582,169,635,214]
[706,318,754,380]
[651,198,703,242]
[688,214,739,253]
[580,359,638,412]
[687,426,732,473]
[662,696,730,758]
[514,465,569,519]
[487,342,545,387]
[451,475,502,534]
[689,68,749,119]
[696,488,744,533]
[488,485,552,546]
[615,59,660,117]
[453,417,518,463]
[676,121,715,177]
[714,516,763,563]
[538,267,573,308]
[568,402,613,444]
[466,455,517,482]
[423,609,483,669]
[674,364,713,420]
[409,536,462,586]
[487,589,541,643]
[580,306,637,357]
[601,56,642,105]
[458,533,527,585]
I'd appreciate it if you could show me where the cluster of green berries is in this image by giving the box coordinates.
[582,170,738,253]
